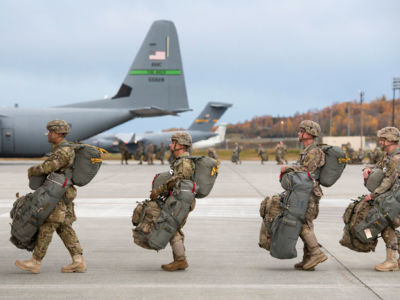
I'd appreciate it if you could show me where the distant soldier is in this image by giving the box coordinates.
[344,143,361,164]
[232,143,242,164]
[15,120,86,274]
[257,144,268,164]
[157,142,167,165]
[357,148,365,163]
[119,142,130,165]
[368,147,384,164]
[282,120,327,270]
[363,127,400,271]
[147,142,154,165]
[149,132,195,271]
[208,148,218,161]
[274,141,287,165]
[135,142,144,165]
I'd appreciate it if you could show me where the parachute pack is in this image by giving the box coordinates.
[10,172,72,251]
[270,172,314,259]
[132,179,197,250]
[339,198,378,252]
[152,155,218,199]
[317,145,348,187]
[64,143,105,186]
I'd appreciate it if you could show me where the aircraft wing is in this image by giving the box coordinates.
[130,106,191,117]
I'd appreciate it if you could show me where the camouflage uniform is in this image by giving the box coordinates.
[147,142,154,165]
[257,145,268,164]
[135,142,144,164]
[274,142,287,165]
[28,139,82,261]
[289,120,327,270]
[150,132,195,268]
[157,143,167,165]
[119,142,130,165]
[368,127,400,271]
[232,143,242,164]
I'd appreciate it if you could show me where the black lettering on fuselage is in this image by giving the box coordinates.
[151,62,162,67]
[148,77,165,82]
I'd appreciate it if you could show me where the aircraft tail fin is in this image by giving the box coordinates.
[188,102,232,131]
[216,123,227,143]
[60,20,190,117]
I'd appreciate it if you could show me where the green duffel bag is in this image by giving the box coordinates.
[270,171,314,259]
[133,179,197,251]
[10,172,72,251]
[29,175,46,190]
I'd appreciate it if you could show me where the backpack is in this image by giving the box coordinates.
[152,156,218,199]
[365,168,384,193]
[318,145,348,187]
[339,198,378,252]
[65,143,105,186]
[190,156,219,198]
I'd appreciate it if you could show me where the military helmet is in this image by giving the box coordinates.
[377,127,400,142]
[299,120,321,137]
[46,120,70,134]
[171,131,192,147]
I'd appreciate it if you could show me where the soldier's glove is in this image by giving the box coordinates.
[150,189,159,201]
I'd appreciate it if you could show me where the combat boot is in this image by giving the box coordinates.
[161,259,188,271]
[302,231,327,271]
[61,255,87,273]
[375,248,399,272]
[294,247,315,271]
[15,258,41,274]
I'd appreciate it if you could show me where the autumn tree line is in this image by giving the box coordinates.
[227,96,400,138]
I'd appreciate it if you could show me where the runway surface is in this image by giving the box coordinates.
[0,160,399,299]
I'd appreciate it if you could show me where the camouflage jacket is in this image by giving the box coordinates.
[371,147,400,200]
[274,144,287,155]
[28,139,75,176]
[153,151,195,197]
[289,141,325,196]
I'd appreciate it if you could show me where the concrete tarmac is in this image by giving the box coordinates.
[0,160,399,299]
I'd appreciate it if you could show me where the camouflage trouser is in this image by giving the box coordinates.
[33,199,82,261]
[169,199,196,260]
[382,227,398,250]
[301,192,321,235]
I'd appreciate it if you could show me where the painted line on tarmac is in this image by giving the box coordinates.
[0,283,378,290]
[0,198,352,218]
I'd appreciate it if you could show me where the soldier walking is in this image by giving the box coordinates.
[157,142,167,165]
[281,120,328,271]
[274,141,287,165]
[119,141,130,165]
[15,120,86,274]
[257,144,268,164]
[363,127,400,271]
[147,142,154,165]
[232,143,242,164]
[149,132,195,271]
[135,142,144,165]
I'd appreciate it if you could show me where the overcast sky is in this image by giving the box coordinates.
[1,0,399,133]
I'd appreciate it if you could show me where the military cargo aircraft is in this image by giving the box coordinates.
[0,20,190,157]
[192,123,227,150]
[83,101,232,152]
